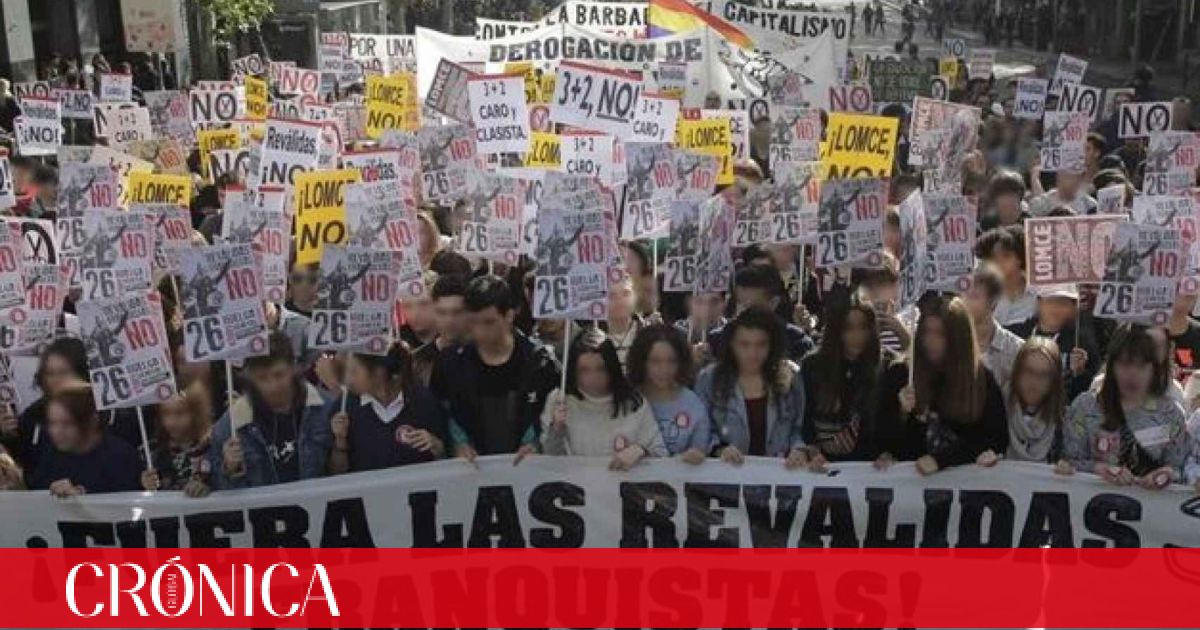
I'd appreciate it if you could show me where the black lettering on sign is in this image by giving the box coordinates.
[619,481,679,548]
[683,482,740,547]
[743,484,804,548]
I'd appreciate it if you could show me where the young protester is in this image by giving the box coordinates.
[328,343,448,474]
[976,225,1037,326]
[1006,337,1067,463]
[626,324,710,462]
[207,332,333,489]
[979,169,1029,230]
[852,252,910,354]
[7,338,90,472]
[962,264,1026,396]
[431,275,560,463]
[398,270,439,349]
[706,264,815,364]
[26,382,142,496]
[1007,284,1100,400]
[412,274,469,385]
[694,306,807,467]
[285,262,320,318]
[541,329,666,469]
[141,383,213,497]
[800,292,903,467]
[891,297,1008,474]
[603,276,648,368]
[1062,325,1194,489]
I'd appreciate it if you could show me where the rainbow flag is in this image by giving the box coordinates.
[648,0,753,49]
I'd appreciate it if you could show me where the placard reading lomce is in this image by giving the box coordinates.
[1025,215,1126,285]
[820,112,898,178]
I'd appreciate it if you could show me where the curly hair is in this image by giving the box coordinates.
[626,323,694,389]
[713,306,788,401]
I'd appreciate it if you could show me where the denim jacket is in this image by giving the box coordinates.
[207,382,333,489]
[694,361,806,457]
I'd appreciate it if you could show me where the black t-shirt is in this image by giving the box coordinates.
[1171,319,1200,371]
[476,352,522,454]
[28,433,142,494]
[256,409,300,484]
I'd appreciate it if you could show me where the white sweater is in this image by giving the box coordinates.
[540,389,667,457]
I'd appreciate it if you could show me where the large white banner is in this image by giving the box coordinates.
[2,457,1198,548]
[476,1,648,39]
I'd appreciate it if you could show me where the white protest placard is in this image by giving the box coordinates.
[179,243,268,361]
[1013,78,1048,120]
[417,123,477,202]
[1131,194,1200,284]
[221,190,289,303]
[425,58,476,123]
[941,38,967,58]
[770,160,821,244]
[344,180,426,301]
[277,66,321,99]
[143,90,193,143]
[105,106,153,148]
[815,178,888,268]
[696,194,735,294]
[56,162,119,216]
[829,82,874,113]
[663,199,700,293]
[768,106,821,166]
[1039,111,1089,173]
[1118,101,1174,139]
[259,118,323,187]
[231,53,267,80]
[534,185,610,318]
[0,221,24,319]
[55,88,94,120]
[0,157,14,211]
[672,150,720,202]
[629,93,679,144]
[14,97,61,156]
[79,209,154,301]
[343,147,420,204]
[99,73,134,102]
[0,262,66,354]
[621,143,675,241]
[733,183,777,247]
[467,73,530,154]
[561,131,622,186]
[1050,53,1087,94]
[138,202,193,275]
[966,49,995,79]
[550,61,643,137]
[207,148,252,183]
[309,245,402,355]
[1095,222,1183,324]
[1097,183,1127,215]
[13,81,50,100]
[1056,83,1103,121]
[1142,131,1200,196]
[189,84,241,127]
[78,291,177,410]
[923,193,978,292]
[457,173,525,264]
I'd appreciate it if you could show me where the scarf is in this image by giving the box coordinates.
[1006,405,1057,463]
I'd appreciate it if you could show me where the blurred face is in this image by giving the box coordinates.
[688,293,725,323]
[174,344,211,388]
[1037,297,1075,331]
[40,354,79,394]
[608,281,635,321]
[575,351,610,398]
[883,220,901,256]
[766,244,797,271]
[433,295,467,342]
[920,316,948,366]
[246,360,296,410]
[288,265,319,306]
[1015,352,1056,408]
[646,341,680,390]
[404,297,434,333]
[635,277,658,315]
[842,309,871,359]
[995,193,1022,222]
[46,401,88,452]
[419,220,439,256]
[621,244,647,278]
[731,327,771,374]
[158,396,195,442]
[733,286,773,312]
[1114,356,1154,401]
[861,280,898,316]
[1085,141,1102,166]
[467,306,512,348]
[962,282,996,322]
[1056,171,1082,197]
[991,246,1021,279]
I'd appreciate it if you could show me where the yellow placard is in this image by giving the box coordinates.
[819,112,900,179]
[244,76,269,121]
[365,73,418,138]
[675,117,733,185]
[116,162,155,208]
[523,132,561,169]
[506,62,555,104]
[293,169,360,265]
[197,128,241,181]
[125,171,192,206]
[938,56,958,80]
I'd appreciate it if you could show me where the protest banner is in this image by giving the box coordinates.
[1056,83,1102,121]
[908,97,981,167]
[675,117,733,185]
[550,61,643,137]
[1025,215,1126,285]
[0,156,13,211]
[828,82,873,113]
[468,73,531,154]
[708,0,851,75]
[695,194,735,294]
[178,244,269,361]
[349,34,418,76]
[629,92,679,143]
[197,127,242,182]
[0,263,66,354]
[770,160,821,244]
[1094,222,1183,324]
[425,59,476,123]
[55,88,94,121]
[1118,101,1174,139]
[620,143,675,241]
[14,96,61,156]
[77,291,176,410]
[0,222,24,322]
[820,112,897,178]
[966,49,994,79]
[475,1,647,39]
[815,178,887,268]
[344,181,426,301]
[125,171,191,206]
[1142,131,1200,196]
[99,73,133,102]
[561,131,623,186]
[366,73,419,138]
[1049,53,1087,94]
[293,169,360,266]
[897,190,927,308]
[868,57,932,104]
[140,202,193,275]
[143,90,194,145]
[1013,78,1048,121]
[259,118,323,187]
[733,183,777,247]
[768,106,821,166]
[418,123,479,202]
[79,209,154,302]
[221,190,289,303]
[922,193,978,292]
[533,184,610,319]
[1039,112,1089,173]
[458,174,525,264]
[244,76,269,121]
[189,83,241,127]
[307,245,402,355]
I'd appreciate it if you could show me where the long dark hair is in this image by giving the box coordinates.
[626,323,693,389]
[565,328,642,418]
[713,306,788,400]
[811,291,882,415]
[913,296,986,421]
[350,341,417,402]
[1098,324,1163,431]
[35,337,89,390]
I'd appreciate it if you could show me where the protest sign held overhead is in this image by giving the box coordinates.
[1049,53,1087,94]
[1095,222,1184,324]
[816,178,887,268]
[179,243,269,361]
[79,210,154,302]
[457,173,525,264]
[620,142,675,241]
[1039,112,1088,173]
[309,245,402,355]
[820,112,898,178]
[222,189,290,303]
[550,62,643,137]
[768,106,821,166]
[77,291,176,410]
[468,73,531,154]
[344,181,426,301]
[922,193,978,292]
[1025,215,1126,285]
[260,118,323,187]
[1118,101,1173,139]
[1013,78,1048,120]
[418,123,478,202]
[534,181,610,319]
[293,168,360,265]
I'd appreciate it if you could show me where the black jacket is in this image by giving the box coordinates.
[800,349,900,461]
[1006,316,1100,401]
